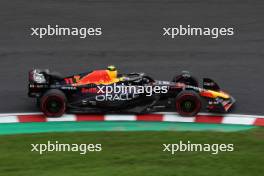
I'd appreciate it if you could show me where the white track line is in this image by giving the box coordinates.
[156,112,264,119]
[46,115,76,122]
[105,115,137,121]
[222,116,256,125]
[0,112,43,117]
[0,116,19,123]
[163,114,195,122]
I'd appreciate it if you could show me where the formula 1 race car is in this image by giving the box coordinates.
[28,66,235,117]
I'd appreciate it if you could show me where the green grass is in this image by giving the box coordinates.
[0,129,264,176]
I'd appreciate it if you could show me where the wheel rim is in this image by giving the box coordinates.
[181,100,196,113]
[43,96,65,115]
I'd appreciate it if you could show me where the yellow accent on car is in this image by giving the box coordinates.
[208,90,230,99]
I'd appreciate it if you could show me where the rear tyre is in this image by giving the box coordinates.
[176,90,201,116]
[40,89,66,117]
[36,98,40,108]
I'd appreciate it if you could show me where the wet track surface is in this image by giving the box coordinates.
[0,0,263,114]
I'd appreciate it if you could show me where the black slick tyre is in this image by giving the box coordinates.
[176,90,201,116]
[40,89,66,117]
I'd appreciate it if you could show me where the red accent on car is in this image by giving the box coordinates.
[64,78,73,84]
[200,91,214,98]
[224,103,232,111]
[77,70,112,85]
[81,88,100,94]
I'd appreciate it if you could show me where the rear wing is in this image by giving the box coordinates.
[203,78,220,91]
[28,69,49,84]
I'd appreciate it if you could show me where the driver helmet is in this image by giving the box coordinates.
[107,65,117,79]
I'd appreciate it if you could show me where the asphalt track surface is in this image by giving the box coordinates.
[0,0,263,114]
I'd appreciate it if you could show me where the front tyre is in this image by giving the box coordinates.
[40,89,66,117]
[176,91,201,116]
